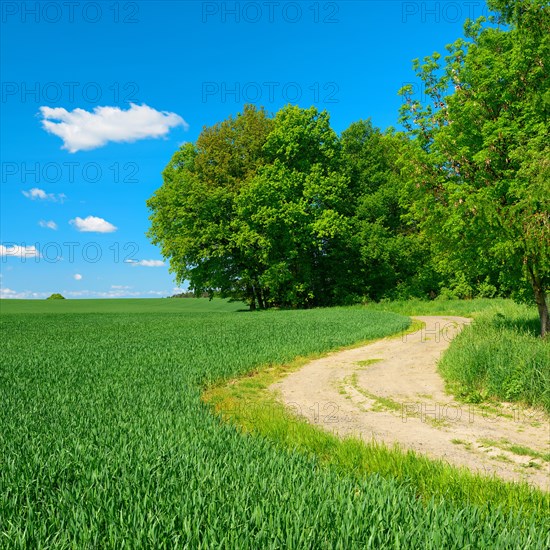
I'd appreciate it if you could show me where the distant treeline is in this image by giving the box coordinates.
[169,292,210,299]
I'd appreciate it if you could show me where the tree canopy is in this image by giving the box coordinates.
[147,106,426,309]
[399,0,549,335]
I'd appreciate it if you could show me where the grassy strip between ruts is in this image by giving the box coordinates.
[202,319,549,524]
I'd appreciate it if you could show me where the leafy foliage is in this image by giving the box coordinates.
[398,0,550,334]
[147,105,274,307]
[341,121,439,300]
[148,109,436,308]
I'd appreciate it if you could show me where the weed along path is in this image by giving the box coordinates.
[270,316,550,491]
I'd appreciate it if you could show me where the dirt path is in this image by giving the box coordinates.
[270,316,549,491]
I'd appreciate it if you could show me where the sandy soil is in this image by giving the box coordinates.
[270,316,550,491]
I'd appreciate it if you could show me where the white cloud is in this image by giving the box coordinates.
[0,287,49,299]
[39,103,189,152]
[22,188,66,202]
[96,290,141,298]
[23,188,49,200]
[69,216,117,233]
[39,220,58,230]
[126,259,165,267]
[73,273,82,280]
[0,244,40,258]
[111,285,131,289]
[0,287,19,298]
[64,289,142,298]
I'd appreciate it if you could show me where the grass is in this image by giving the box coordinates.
[343,372,403,413]
[477,438,550,462]
[438,306,549,413]
[0,296,244,314]
[355,358,383,367]
[364,297,508,316]
[508,446,550,462]
[2,297,548,548]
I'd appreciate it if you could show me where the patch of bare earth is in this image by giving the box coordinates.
[270,316,550,491]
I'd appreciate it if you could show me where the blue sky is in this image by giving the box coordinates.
[0,0,491,299]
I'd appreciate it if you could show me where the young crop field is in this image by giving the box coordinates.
[1,298,548,548]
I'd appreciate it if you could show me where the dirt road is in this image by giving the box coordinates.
[270,316,549,490]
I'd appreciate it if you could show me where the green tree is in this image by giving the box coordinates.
[399,0,550,336]
[47,293,65,300]
[147,104,357,309]
[341,120,439,300]
[237,105,354,307]
[147,105,273,308]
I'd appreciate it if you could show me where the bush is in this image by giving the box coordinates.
[435,287,457,301]
[47,293,65,300]
[475,277,498,299]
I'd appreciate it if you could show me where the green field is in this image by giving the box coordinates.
[1,298,548,548]
[0,297,244,314]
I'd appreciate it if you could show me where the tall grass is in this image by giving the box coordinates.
[365,297,511,317]
[437,306,550,412]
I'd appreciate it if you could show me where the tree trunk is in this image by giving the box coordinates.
[257,287,266,310]
[534,287,549,338]
[249,285,257,311]
[529,266,549,338]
